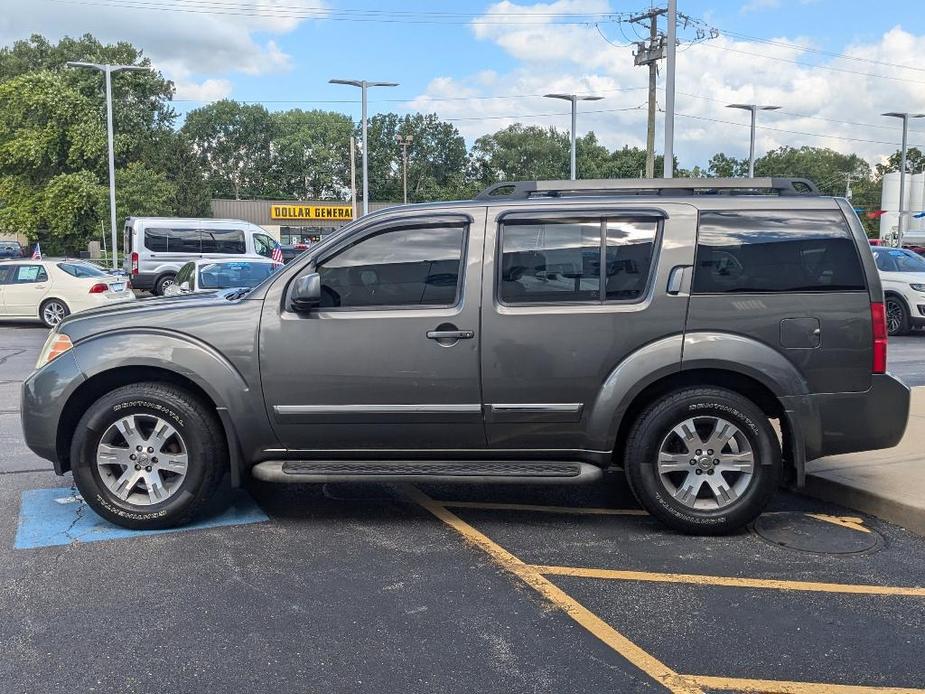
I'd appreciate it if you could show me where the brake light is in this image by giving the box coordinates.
[871,302,887,374]
[131,251,139,275]
[88,283,108,294]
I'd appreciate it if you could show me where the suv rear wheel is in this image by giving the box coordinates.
[70,382,228,529]
[624,387,780,535]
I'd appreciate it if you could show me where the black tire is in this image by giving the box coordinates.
[154,273,176,296]
[885,296,910,336]
[70,382,228,530]
[624,387,780,535]
[39,298,70,328]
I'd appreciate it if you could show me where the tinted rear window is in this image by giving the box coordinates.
[693,210,865,294]
[143,228,246,254]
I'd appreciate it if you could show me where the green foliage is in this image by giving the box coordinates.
[708,152,747,178]
[182,100,275,200]
[470,124,569,184]
[269,109,354,200]
[876,147,924,178]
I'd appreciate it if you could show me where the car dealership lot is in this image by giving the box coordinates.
[2,322,925,693]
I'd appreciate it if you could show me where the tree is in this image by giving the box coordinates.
[139,130,211,217]
[366,112,471,202]
[754,146,871,196]
[876,147,924,178]
[469,124,569,185]
[182,100,275,200]
[269,109,353,200]
[708,153,747,178]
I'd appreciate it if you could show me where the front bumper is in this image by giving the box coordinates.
[21,350,86,472]
[782,373,910,466]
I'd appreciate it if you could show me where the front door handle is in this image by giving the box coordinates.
[426,329,474,340]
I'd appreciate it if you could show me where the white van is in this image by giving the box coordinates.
[123,217,278,295]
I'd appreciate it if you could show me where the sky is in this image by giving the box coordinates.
[1,0,924,169]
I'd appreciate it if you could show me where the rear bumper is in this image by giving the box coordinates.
[782,374,910,465]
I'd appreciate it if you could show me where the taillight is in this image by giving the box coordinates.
[871,302,887,374]
[131,251,139,275]
[88,283,108,294]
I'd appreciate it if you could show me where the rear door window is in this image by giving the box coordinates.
[201,229,246,254]
[693,210,865,293]
[13,265,48,283]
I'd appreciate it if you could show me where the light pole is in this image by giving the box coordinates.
[329,79,399,216]
[663,0,677,178]
[543,93,603,180]
[883,112,925,248]
[726,103,781,178]
[67,62,148,269]
[396,134,413,204]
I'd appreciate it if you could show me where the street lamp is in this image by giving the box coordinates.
[544,93,603,180]
[330,79,399,216]
[67,62,149,269]
[726,103,781,178]
[882,112,925,248]
[396,134,413,204]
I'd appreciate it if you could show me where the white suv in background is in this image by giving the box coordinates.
[871,246,925,336]
[0,259,135,327]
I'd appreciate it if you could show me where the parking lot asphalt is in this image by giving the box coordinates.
[2,321,925,694]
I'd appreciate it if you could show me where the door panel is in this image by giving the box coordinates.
[3,264,50,316]
[259,210,486,451]
[480,204,697,452]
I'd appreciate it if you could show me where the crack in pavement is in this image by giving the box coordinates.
[62,480,86,543]
[0,349,25,367]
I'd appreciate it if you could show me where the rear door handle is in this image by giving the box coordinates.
[667,265,688,295]
[426,330,474,340]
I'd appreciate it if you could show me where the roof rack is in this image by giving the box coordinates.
[476,177,820,201]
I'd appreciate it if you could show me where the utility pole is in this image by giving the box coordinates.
[663,0,677,178]
[544,93,603,179]
[396,134,413,204]
[883,112,925,248]
[66,61,148,269]
[629,8,666,178]
[330,79,399,216]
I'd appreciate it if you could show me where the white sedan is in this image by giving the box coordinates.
[0,259,135,328]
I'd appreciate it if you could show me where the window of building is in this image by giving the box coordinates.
[499,217,658,304]
[693,210,865,294]
[317,224,466,308]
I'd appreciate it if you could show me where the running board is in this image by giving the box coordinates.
[250,460,603,485]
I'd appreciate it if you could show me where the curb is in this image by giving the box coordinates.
[800,472,925,538]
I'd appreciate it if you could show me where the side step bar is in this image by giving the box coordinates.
[251,460,603,485]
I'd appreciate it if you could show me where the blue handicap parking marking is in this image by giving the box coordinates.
[14,487,269,549]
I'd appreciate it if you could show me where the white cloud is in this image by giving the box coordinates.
[0,0,328,98]
[173,78,234,102]
[741,0,781,14]
[405,2,925,168]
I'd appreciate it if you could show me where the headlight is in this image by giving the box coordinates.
[35,332,73,370]
[911,283,925,292]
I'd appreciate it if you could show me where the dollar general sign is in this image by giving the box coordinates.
[270,204,353,221]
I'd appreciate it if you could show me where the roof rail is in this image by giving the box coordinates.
[476,177,820,200]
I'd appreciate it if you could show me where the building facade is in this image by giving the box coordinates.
[210,199,397,245]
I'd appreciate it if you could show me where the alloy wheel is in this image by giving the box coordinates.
[95,414,189,506]
[886,299,904,335]
[42,302,66,326]
[656,416,755,510]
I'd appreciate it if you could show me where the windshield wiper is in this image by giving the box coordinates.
[223,286,253,301]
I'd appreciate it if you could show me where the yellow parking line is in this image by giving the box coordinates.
[685,674,925,693]
[532,565,925,597]
[805,513,871,534]
[438,500,648,516]
[402,485,703,694]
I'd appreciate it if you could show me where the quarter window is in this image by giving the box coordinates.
[500,217,658,304]
[693,210,865,294]
[317,224,466,308]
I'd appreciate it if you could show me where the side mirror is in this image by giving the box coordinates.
[179,281,191,293]
[290,272,321,312]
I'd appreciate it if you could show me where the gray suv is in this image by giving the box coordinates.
[21,178,910,534]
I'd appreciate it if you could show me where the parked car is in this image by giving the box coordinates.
[0,259,134,327]
[22,178,910,534]
[279,244,302,264]
[0,241,24,258]
[164,258,282,296]
[871,246,925,335]
[123,217,280,295]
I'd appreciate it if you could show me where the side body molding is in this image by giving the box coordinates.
[68,328,277,475]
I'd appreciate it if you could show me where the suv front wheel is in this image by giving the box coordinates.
[71,382,228,529]
[624,387,780,535]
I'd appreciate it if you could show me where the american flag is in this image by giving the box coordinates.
[271,242,284,264]
[31,243,42,260]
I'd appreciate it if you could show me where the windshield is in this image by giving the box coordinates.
[58,262,109,278]
[873,248,925,273]
[198,261,280,289]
